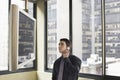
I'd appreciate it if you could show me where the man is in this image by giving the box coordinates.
[52,38,81,80]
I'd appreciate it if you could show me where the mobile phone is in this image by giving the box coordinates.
[67,47,70,51]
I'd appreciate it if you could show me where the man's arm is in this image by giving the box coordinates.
[64,56,81,74]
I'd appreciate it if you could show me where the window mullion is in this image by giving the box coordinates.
[101,0,106,76]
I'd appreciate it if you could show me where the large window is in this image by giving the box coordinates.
[0,0,36,73]
[45,0,120,79]
[72,0,102,75]
[46,0,69,69]
[105,0,120,77]
[11,0,35,69]
[46,0,103,76]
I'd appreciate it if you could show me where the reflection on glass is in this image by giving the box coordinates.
[105,0,120,76]
[0,0,8,71]
[72,0,102,75]
[47,0,69,69]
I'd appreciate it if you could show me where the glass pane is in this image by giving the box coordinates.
[11,0,34,69]
[47,0,69,69]
[105,0,120,76]
[0,0,8,71]
[72,0,102,75]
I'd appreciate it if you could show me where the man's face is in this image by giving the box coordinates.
[58,41,67,53]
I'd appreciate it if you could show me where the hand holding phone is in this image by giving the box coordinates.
[63,47,70,58]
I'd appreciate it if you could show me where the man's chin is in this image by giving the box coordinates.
[59,51,62,53]
[59,51,63,54]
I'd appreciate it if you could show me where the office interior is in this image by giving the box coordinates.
[0,0,120,80]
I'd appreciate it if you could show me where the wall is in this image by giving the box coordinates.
[37,0,52,80]
[36,0,94,80]
[0,71,37,80]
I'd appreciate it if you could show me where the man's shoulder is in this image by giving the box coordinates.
[69,55,78,59]
[69,55,81,62]
[54,57,62,64]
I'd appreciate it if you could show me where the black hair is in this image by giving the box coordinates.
[60,38,71,47]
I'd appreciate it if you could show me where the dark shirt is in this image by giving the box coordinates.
[52,55,81,80]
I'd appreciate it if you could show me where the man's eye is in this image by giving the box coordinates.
[61,43,64,45]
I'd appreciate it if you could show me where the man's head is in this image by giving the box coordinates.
[58,38,71,53]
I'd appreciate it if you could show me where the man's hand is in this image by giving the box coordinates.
[63,49,70,58]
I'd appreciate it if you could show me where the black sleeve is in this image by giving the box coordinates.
[63,56,81,75]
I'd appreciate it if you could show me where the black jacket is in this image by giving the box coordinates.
[52,55,81,80]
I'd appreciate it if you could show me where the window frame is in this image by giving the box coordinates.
[44,0,120,79]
